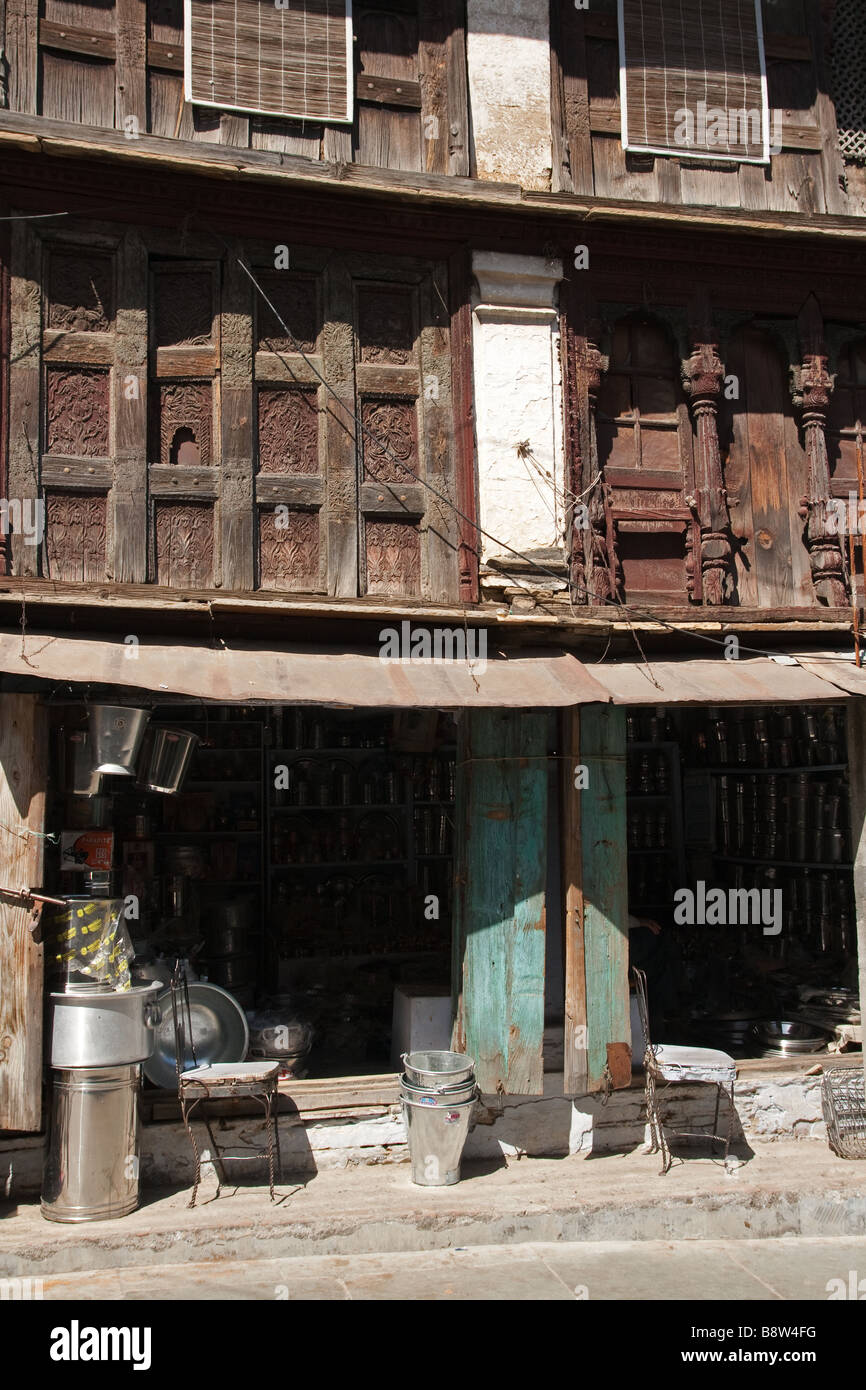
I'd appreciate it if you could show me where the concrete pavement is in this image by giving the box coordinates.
[2,1140,866,1280]
[30,1236,866,1301]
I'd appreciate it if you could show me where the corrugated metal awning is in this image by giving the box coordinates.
[0,631,610,708]
[788,654,866,699]
[2,631,863,710]
[585,656,852,705]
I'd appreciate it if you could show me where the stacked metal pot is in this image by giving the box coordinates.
[400,1051,477,1186]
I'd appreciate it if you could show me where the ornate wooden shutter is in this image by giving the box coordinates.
[353,259,460,602]
[253,251,329,593]
[148,259,220,589]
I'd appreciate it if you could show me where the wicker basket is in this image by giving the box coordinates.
[822,1064,866,1160]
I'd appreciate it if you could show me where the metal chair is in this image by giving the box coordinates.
[171,963,282,1207]
[632,966,737,1174]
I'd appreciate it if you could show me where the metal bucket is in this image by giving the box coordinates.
[136,726,199,794]
[401,1050,474,1090]
[41,1065,141,1223]
[88,705,150,776]
[50,983,162,1068]
[402,1092,476,1186]
[400,1075,477,1106]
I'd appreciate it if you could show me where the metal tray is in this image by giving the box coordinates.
[143,981,250,1090]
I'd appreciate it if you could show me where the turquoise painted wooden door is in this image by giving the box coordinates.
[453,710,551,1094]
[579,704,631,1092]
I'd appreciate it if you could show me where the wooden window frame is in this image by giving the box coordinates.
[617,0,772,165]
[183,0,355,125]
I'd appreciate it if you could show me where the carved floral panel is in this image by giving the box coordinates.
[43,491,107,582]
[158,382,212,466]
[357,286,415,364]
[257,387,319,474]
[258,508,321,591]
[155,502,214,588]
[45,367,110,457]
[361,399,418,484]
[256,273,320,354]
[48,252,114,332]
[153,270,214,347]
[365,519,421,596]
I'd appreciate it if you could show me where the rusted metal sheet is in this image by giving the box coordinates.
[453,710,552,1095]
[0,632,612,708]
[589,658,842,705]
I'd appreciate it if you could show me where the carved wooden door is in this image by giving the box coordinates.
[252,244,460,601]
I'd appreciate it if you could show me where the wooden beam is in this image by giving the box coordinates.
[146,39,184,73]
[112,230,148,582]
[7,0,39,114]
[0,695,47,1132]
[359,75,422,109]
[588,103,824,152]
[556,0,593,195]
[38,19,115,61]
[219,244,256,591]
[7,221,42,579]
[846,699,866,1093]
[115,0,147,139]
[562,707,587,1093]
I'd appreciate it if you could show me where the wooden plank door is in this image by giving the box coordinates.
[453,710,552,1095]
[725,326,813,608]
[567,704,631,1094]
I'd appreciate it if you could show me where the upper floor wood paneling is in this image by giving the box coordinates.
[3,221,469,603]
[552,0,852,216]
[5,0,469,176]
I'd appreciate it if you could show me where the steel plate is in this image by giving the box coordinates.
[143,982,250,1089]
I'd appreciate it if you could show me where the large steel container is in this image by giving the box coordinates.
[401,1091,476,1186]
[41,1065,141,1223]
[49,983,162,1068]
[88,704,150,776]
[136,726,199,794]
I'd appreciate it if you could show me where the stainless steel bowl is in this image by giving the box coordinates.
[752,1020,831,1053]
[143,982,250,1089]
[401,1051,475,1090]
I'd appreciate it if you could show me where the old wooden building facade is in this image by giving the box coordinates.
[1,0,865,1156]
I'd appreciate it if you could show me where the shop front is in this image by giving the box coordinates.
[0,631,604,1144]
[1,636,865,1179]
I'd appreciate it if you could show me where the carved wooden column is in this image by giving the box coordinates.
[579,338,620,604]
[792,295,849,607]
[681,342,734,605]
